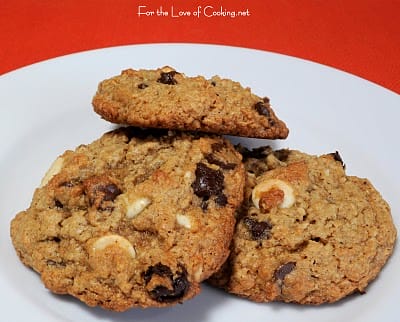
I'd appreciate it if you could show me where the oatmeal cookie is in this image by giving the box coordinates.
[92,66,289,139]
[208,147,397,304]
[10,127,245,311]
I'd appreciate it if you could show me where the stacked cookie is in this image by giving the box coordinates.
[10,66,396,311]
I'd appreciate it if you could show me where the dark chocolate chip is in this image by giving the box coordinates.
[51,236,61,243]
[273,149,290,162]
[211,81,217,86]
[149,279,188,303]
[54,199,64,208]
[235,145,271,160]
[84,178,122,208]
[149,286,173,302]
[274,262,296,280]
[191,163,225,199]
[157,71,178,85]
[171,274,189,297]
[243,217,272,240]
[144,263,189,302]
[201,199,209,211]
[144,263,173,284]
[215,193,228,206]
[137,83,148,89]
[330,151,345,169]
[100,184,122,201]
[254,102,270,117]
[205,154,236,170]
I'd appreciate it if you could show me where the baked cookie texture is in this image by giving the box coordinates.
[208,147,397,304]
[10,127,245,311]
[92,66,289,139]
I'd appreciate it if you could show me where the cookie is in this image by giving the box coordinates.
[208,147,397,304]
[10,127,245,311]
[92,66,289,139]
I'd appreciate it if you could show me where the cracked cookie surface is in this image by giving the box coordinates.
[10,127,245,311]
[92,66,289,139]
[208,147,397,304]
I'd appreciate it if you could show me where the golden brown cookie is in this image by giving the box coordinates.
[10,127,245,311]
[92,66,289,139]
[209,147,397,305]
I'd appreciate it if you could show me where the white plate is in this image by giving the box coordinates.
[0,44,398,322]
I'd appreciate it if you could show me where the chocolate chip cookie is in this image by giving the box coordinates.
[208,147,397,304]
[92,66,289,139]
[10,127,245,311]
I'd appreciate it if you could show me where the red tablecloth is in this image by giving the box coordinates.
[1,0,399,93]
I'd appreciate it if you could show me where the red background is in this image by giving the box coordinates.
[1,0,399,93]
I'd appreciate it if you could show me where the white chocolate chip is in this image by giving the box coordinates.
[40,156,64,187]
[184,171,193,181]
[176,214,191,229]
[194,266,204,281]
[252,179,295,209]
[124,196,151,219]
[92,235,136,258]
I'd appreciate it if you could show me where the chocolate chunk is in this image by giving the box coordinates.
[100,184,122,201]
[149,286,173,302]
[273,149,290,162]
[243,217,272,240]
[171,274,189,297]
[83,177,122,208]
[144,263,189,302]
[192,163,225,199]
[254,102,270,117]
[54,199,64,208]
[200,199,209,211]
[330,151,345,169]
[149,271,189,302]
[157,71,178,85]
[137,83,148,89]
[274,262,296,280]
[215,193,228,206]
[50,236,61,243]
[205,154,236,170]
[144,263,172,283]
[236,145,272,160]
